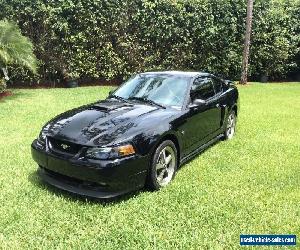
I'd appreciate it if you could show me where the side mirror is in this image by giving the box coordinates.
[189,98,206,108]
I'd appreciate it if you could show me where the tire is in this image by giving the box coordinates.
[146,140,178,191]
[224,110,237,140]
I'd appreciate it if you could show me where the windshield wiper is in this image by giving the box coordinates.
[128,97,166,109]
[110,94,128,102]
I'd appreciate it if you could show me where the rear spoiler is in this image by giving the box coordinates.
[224,80,235,86]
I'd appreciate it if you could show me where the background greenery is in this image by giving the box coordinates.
[0,0,299,85]
[0,84,299,249]
[0,20,37,92]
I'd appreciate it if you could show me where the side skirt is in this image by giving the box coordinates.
[180,134,224,165]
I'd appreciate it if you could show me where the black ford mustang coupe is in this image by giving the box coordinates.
[31,71,239,198]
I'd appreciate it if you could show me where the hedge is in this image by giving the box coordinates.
[0,0,299,85]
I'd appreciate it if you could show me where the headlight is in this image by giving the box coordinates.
[37,131,47,147]
[86,144,135,160]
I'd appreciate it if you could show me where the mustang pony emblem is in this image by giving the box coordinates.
[61,144,70,150]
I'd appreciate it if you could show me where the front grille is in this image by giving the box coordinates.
[48,137,82,155]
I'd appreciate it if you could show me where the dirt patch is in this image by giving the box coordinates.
[0,91,13,100]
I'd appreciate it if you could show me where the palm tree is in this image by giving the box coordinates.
[0,20,37,91]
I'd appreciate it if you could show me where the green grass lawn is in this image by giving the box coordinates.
[0,83,299,249]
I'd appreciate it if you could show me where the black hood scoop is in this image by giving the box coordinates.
[90,100,133,112]
[46,98,164,145]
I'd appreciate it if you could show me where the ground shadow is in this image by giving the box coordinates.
[28,170,144,206]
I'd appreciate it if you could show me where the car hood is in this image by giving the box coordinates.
[44,99,176,146]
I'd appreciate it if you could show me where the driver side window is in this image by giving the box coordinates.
[191,77,215,100]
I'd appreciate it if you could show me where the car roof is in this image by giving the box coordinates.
[140,71,211,78]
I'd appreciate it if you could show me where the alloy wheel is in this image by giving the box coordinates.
[155,146,176,186]
[226,113,236,139]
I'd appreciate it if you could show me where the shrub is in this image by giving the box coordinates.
[0,0,298,84]
[250,0,300,80]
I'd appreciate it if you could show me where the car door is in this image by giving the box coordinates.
[183,76,222,152]
[211,76,227,128]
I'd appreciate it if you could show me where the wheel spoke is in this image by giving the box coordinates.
[165,167,172,176]
[156,162,165,170]
[157,169,166,182]
[161,149,166,162]
[165,155,172,165]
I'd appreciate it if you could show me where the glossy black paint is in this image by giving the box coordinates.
[31,71,239,198]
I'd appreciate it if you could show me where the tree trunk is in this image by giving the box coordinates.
[240,0,254,85]
[1,67,9,81]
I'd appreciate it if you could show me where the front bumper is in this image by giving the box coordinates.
[31,140,149,199]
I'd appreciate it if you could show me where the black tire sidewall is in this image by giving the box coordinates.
[147,140,178,190]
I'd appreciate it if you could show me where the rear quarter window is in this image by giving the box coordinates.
[212,78,223,93]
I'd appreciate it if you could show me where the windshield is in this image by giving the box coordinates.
[112,74,190,108]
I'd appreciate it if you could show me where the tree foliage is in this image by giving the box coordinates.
[250,0,300,79]
[0,0,299,85]
[0,19,37,91]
